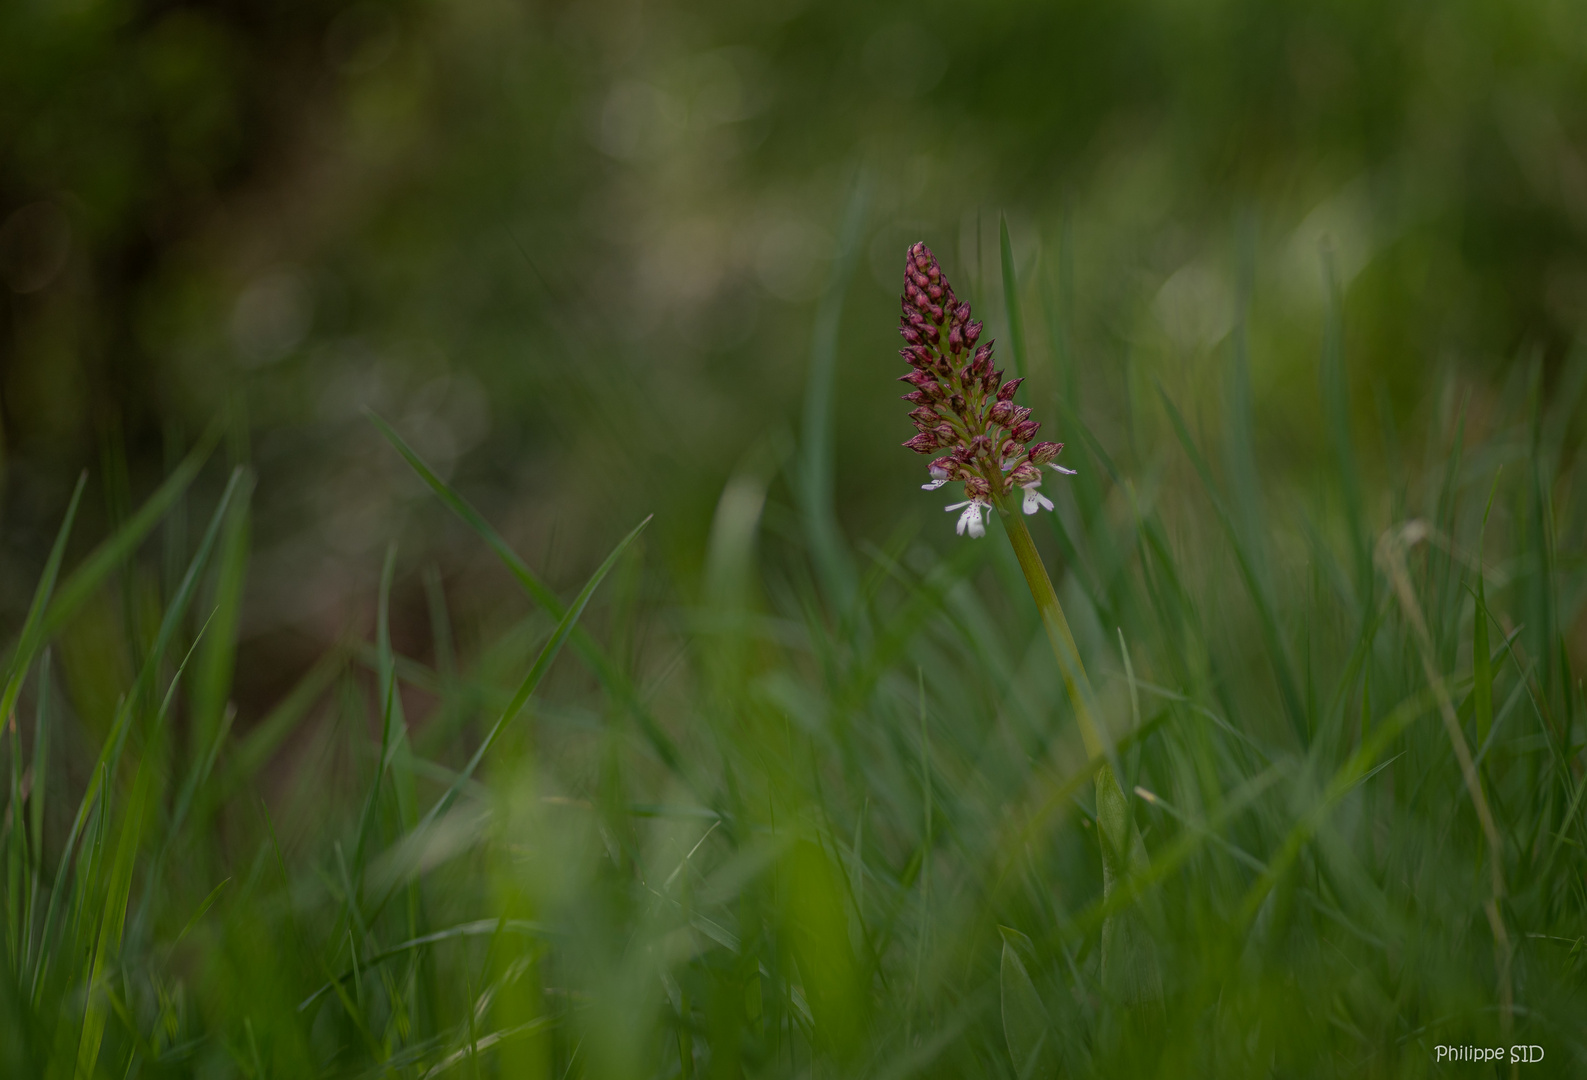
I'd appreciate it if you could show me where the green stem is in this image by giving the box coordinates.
[997,499,1105,759]
[997,498,1163,1004]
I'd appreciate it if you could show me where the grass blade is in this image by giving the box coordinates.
[799,175,868,610]
[999,214,1028,382]
[366,410,686,779]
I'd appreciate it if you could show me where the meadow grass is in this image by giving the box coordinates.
[2,247,1585,1078]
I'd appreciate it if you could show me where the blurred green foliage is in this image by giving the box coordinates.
[5,0,1587,591]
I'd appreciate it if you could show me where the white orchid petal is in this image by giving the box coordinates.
[955,501,987,538]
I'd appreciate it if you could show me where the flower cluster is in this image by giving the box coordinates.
[898,242,1075,538]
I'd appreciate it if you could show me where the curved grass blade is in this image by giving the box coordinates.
[420,512,649,830]
[41,424,219,643]
[366,410,686,781]
[0,474,86,727]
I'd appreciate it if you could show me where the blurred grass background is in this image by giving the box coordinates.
[2,0,1586,1076]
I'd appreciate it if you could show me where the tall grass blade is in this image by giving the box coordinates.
[412,514,650,842]
[72,758,150,1080]
[366,410,686,779]
[42,425,219,642]
[1157,382,1307,744]
[188,469,252,766]
[1321,249,1369,596]
[0,474,85,726]
[999,214,1028,383]
[798,175,868,611]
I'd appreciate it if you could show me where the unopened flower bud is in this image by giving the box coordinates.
[903,433,938,453]
[927,283,943,300]
[914,291,933,314]
[901,389,932,405]
[924,324,940,343]
[996,377,1024,402]
[1027,441,1064,465]
[964,474,991,500]
[949,393,967,414]
[964,320,983,346]
[1010,462,1042,486]
[901,327,922,346]
[908,405,939,426]
[983,369,1002,394]
[1010,406,1031,426]
[899,370,934,389]
[948,326,964,353]
[1012,419,1041,442]
[989,400,1016,426]
[954,303,970,325]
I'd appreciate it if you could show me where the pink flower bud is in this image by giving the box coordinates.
[901,390,932,405]
[948,326,964,354]
[1012,419,1040,442]
[908,405,938,425]
[996,377,1023,402]
[1027,441,1064,465]
[899,370,933,388]
[903,433,938,454]
[1010,462,1042,486]
[964,475,991,500]
[954,303,970,325]
[901,327,922,346]
[949,393,966,414]
[989,400,1016,426]
[964,320,983,346]
[927,283,943,301]
[924,324,940,343]
[983,369,1002,394]
[1010,406,1031,426]
[914,291,933,313]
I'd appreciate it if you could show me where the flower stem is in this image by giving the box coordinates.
[997,497,1163,1005]
[996,499,1105,758]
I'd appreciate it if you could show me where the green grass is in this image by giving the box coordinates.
[2,293,1585,1079]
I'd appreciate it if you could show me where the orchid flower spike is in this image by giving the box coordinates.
[895,242,1075,535]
